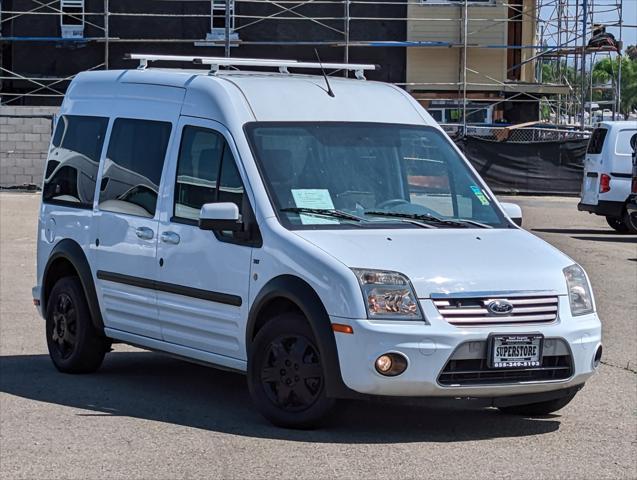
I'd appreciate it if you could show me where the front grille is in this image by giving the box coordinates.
[438,339,573,386]
[433,295,559,326]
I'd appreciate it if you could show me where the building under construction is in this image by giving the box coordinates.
[0,0,626,126]
[0,0,627,126]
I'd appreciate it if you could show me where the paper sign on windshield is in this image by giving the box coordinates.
[291,189,337,224]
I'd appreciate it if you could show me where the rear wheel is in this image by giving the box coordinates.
[606,215,629,233]
[248,313,335,429]
[623,209,637,234]
[498,391,577,416]
[46,276,109,373]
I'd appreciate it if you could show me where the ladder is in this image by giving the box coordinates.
[60,0,85,39]
[209,0,238,40]
[125,54,378,80]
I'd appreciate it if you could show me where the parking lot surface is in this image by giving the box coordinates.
[1,192,635,480]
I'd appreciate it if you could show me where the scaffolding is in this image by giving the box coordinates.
[0,0,630,130]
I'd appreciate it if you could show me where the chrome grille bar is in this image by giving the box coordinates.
[433,295,559,326]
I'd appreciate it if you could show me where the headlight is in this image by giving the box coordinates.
[563,264,594,316]
[351,269,423,320]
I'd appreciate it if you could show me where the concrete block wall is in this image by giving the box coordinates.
[0,106,58,188]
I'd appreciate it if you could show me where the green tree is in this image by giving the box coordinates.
[592,54,637,118]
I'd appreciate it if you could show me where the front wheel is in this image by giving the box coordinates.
[46,276,109,373]
[498,391,577,416]
[606,215,629,233]
[247,313,335,429]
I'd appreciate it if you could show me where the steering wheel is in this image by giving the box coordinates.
[376,198,411,210]
[375,198,441,217]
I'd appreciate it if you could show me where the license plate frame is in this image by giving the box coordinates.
[487,333,544,369]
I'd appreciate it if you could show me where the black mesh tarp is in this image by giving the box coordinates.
[455,137,588,195]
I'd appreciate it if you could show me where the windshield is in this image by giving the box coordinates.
[245,122,508,229]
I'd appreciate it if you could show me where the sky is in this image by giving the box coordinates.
[599,0,636,46]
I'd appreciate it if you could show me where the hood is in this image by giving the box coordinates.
[294,228,573,298]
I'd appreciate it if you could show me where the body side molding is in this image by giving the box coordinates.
[96,270,243,307]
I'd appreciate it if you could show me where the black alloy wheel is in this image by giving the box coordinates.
[46,276,109,373]
[50,292,78,360]
[248,313,335,429]
[260,334,324,412]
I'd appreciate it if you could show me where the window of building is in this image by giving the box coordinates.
[42,115,109,208]
[507,0,524,80]
[98,118,172,218]
[173,126,245,223]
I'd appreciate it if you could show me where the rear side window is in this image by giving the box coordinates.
[42,115,109,208]
[173,126,244,222]
[615,130,637,155]
[99,118,172,218]
[587,128,608,154]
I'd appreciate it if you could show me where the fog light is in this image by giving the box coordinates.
[374,352,408,376]
[593,345,603,369]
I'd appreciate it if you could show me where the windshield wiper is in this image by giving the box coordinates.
[280,207,364,222]
[455,218,492,229]
[364,210,482,228]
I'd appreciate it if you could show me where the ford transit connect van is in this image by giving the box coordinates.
[578,121,637,232]
[33,55,602,428]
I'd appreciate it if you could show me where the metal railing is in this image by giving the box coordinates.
[441,124,590,143]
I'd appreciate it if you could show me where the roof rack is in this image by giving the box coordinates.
[124,53,377,80]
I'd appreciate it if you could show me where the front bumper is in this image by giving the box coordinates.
[332,297,601,398]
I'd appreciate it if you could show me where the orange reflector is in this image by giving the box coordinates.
[33,299,40,306]
[332,323,353,334]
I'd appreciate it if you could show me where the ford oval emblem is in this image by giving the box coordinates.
[486,299,514,315]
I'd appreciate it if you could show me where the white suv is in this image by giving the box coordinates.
[33,55,602,428]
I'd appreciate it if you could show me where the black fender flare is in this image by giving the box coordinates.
[247,275,356,399]
[42,239,105,335]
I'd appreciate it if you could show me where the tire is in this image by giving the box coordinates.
[623,209,637,234]
[606,215,629,233]
[46,276,109,373]
[498,391,577,416]
[247,313,336,429]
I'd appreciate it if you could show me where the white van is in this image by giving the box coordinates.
[578,121,637,232]
[33,55,602,428]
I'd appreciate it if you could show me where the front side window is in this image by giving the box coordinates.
[173,126,245,222]
[43,115,109,208]
[246,122,508,229]
[99,118,172,218]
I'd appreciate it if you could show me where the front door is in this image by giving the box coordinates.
[155,117,255,360]
[94,117,174,339]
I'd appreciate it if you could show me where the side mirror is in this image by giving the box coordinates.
[199,202,243,231]
[500,202,523,227]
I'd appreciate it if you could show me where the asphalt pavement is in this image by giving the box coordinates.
[0,192,635,480]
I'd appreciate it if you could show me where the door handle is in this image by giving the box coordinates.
[160,231,181,245]
[135,226,154,240]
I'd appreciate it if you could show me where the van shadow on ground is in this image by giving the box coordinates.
[532,228,637,244]
[0,351,561,443]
